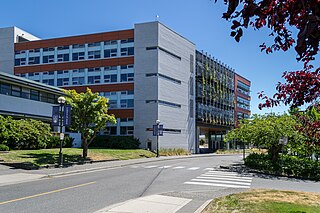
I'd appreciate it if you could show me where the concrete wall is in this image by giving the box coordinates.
[0,27,14,74]
[134,22,196,152]
[0,27,39,74]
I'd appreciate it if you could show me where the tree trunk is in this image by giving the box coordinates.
[82,138,88,158]
[269,145,281,162]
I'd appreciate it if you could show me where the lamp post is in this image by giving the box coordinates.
[57,96,66,167]
[156,119,160,158]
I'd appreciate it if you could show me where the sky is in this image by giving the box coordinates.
[0,0,307,115]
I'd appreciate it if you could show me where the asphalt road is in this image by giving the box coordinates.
[0,154,319,213]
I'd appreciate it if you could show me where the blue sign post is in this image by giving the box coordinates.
[52,106,60,127]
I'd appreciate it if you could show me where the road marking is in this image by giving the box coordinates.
[144,165,158,168]
[184,181,250,188]
[191,179,251,185]
[0,181,96,205]
[129,165,139,168]
[173,166,185,169]
[206,171,239,175]
[196,176,252,182]
[187,167,200,170]
[204,168,214,171]
[160,165,172,169]
[200,174,252,180]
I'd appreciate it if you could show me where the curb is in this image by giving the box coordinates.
[194,199,212,213]
[45,153,229,177]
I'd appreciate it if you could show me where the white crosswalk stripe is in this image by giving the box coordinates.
[144,165,158,168]
[184,170,253,189]
[187,167,200,170]
[173,166,185,169]
[204,168,214,171]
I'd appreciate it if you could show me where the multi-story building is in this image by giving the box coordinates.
[0,21,250,153]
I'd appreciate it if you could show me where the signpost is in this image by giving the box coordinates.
[153,121,163,157]
[52,99,71,167]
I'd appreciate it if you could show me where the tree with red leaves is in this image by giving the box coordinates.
[218,0,319,108]
[219,0,320,145]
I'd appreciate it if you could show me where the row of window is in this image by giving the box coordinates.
[15,47,134,66]
[103,126,134,135]
[15,38,134,54]
[0,81,59,104]
[15,64,134,78]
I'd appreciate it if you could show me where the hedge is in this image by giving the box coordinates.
[245,153,320,180]
[90,135,140,149]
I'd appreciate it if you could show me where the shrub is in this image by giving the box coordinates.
[0,116,52,150]
[245,153,320,180]
[0,144,9,151]
[48,136,74,148]
[90,136,140,149]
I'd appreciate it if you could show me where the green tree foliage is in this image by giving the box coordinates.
[224,114,301,162]
[64,88,116,158]
[0,115,52,149]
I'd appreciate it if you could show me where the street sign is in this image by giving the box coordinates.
[158,125,163,136]
[52,106,60,126]
[60,133,65,140]
[153,125,158,136]
[153,124,164,136]
[279,136,288,145]
[63,105,72,127]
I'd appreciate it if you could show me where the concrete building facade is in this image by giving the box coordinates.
[0,21,250,153]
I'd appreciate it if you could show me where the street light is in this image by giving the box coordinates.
[156,119,160,158]
[58,96,66,167]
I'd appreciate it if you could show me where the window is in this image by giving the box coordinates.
[104,40,117,45]
[57,78,69,86]
[43,79,54,86]
[190,54,194,73]
[104,66,117,71]
[30,90,39,101]
[121,90,134,95]
[120,64,134,69]
[15,58,26,66]
[146,100,181,108]
[73,68,85,73]
[43,47,55,52]
[72,44,85,49]
[43,55,55,64]
[146,46,181,60]
[88,76,101,84]
[108,100,117,109]
[120,38,134,44]
[57,46,69,50]
[88,42,100,47]
[57,54,69,62]
[28,57,40,65]
[104,74,117,83]
[29,48,40,53]
[28,73,34,77]
[120,47,134,56]
[104,49,117,58]
[15,50,26,54]
[21,88,30,99]
[190,77,194,95]
[190,99,194,118]
[120,73,134,82]
[88,67,101,72]
[20,73,26,77]
[88,50,101,59]
[11,85,21,97]
[72,52,85,61]
[120,126,134,135]
[0,82,11,95]
[72,77,85,85]
[120,99,134,108]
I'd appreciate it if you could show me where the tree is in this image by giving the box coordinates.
[64,88,116,158]
[224,113,300,161]
[217,0,319,108]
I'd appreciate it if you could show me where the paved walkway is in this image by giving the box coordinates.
[95,195,192,213]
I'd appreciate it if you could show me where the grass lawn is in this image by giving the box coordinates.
[202,189,320,213]
[0,148,156,167]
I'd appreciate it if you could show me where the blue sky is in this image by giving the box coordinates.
[0,0,305,115]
